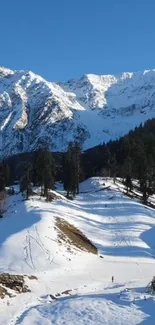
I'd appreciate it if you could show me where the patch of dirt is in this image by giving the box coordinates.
[0,273,31,298]
[56,217,97,254]
[61,289,72,295]
[49,294,57,300]
[27,275,38,280]
[0,285,8,299]
[51,289,72,300]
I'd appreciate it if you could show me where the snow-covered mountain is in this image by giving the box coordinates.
[1,66,155,157]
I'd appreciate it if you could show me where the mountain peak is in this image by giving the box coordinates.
[1,67,155,157]
[0,66,14,76]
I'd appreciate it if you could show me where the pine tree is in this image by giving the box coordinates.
[73,142,81,194]
[109,154,118,183]
[20,163,32,200]
[121,156,133,181]
[103,145,111,177]
[62,142,81,197]
[125,175,133,193]
[0,163,5,192]
[63,143,76,197]
[3,163,10,186]
[62,153,70,194]
[139,177,149,203]
[33,147,55,198]
[139,160,155,203]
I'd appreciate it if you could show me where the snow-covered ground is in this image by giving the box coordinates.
[1,178,155,324]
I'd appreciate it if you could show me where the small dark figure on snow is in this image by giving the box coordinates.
[112,276,114,283]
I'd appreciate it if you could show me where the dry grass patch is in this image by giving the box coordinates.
[56,217,97,254]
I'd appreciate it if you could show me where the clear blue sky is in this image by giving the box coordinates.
[1,0,155,81]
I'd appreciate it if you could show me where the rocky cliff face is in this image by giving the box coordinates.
[1,67,155,157]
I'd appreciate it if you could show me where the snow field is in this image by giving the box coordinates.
[0,178,155,324]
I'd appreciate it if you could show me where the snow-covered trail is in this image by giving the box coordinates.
[1,178,155,324]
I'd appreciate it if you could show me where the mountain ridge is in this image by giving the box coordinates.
[1,67,155,157]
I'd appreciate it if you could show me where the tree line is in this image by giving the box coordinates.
[20,142,82,200]
[1,117,155,203]
[82,118,155,203]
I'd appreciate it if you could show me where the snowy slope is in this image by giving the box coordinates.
[1,67,155,156]
[1,179,155,324]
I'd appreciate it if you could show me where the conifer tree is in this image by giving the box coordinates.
[74,142,81,194]
[109,154,118,183]
[62,142,81,197]
[121,156,133,181]
[139,176,150,203]
[125,175,133,193]
[0,163,5,192]
[20,163,32,200]
[3,163,10,186]
[33,147,55,197]
[63,143,76,197]
[103,145,111,177]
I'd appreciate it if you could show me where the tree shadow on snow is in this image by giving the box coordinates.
[48,198,155,258]
[0,193,41,254]
[141,226,155,256]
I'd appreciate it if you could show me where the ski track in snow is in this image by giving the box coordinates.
[23,226,56,271]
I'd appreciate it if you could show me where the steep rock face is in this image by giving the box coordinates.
[0,67,155,157]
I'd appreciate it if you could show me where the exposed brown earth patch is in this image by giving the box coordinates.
[56,217,97,254]
[0,273,31,298]
[0,285,8,299]
[61,289,72,295]
[28,275,38,280]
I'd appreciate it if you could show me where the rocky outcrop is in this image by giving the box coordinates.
[0,273,30,298]
[0,285,8,298]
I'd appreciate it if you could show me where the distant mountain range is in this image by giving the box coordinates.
[1,66,155,157]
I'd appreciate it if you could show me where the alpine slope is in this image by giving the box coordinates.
[1,178,155,324]
[1,67,155,156]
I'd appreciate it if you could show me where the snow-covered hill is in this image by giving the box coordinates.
[1,67,155,156]
[1,178,155,324]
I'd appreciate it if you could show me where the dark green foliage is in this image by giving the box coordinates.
[3,163,10,186]
[3,117,155,206]
[103,145,111,175]
[121,156,133,180]
[0,161,10,191]
[124,175,133,193]
[0,163,5,191]
[20,163,33,200]
[82,118,155,202]
[109,154,118,183]
[33,147,55,197]
[62,142,81,197]
[82,145,105,178]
